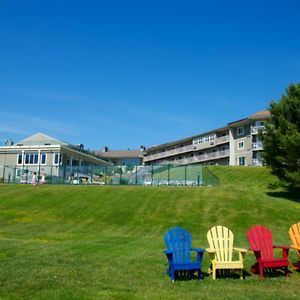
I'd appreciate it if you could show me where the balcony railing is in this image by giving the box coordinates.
[150,150,230,165]
[252,159,263,166]
[252,142,263,150]
[251,126,265,134]
[144,135,230,162]
[144,144,194,162]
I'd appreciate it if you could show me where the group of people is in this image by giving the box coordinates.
[31,172,46,186]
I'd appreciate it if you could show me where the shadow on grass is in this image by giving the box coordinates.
[168,269,252,281]
[249,264,293,278]
[266,187,300,203]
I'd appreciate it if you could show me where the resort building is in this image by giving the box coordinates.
[143,111,270,166]
[0,133,111,183]
[95,147,145,166]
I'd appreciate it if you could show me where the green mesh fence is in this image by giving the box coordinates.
[2,164,219,186]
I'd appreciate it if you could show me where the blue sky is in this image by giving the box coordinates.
[1,0,300,150]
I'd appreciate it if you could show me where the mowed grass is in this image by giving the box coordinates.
[0,166,299,299]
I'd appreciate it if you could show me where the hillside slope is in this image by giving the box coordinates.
[0,166,299,299]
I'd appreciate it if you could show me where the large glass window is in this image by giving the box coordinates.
[24,153,39,165]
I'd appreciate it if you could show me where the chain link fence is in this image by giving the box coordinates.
[2,164,219,186]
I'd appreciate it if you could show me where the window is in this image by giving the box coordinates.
[53,153,61,165]
[238,141,244,150]
[238,156,245,166]
[17,153,23,165]
[40,153,46,165]
[255,121,265,127]
[237,127,244,136]
[193,137,204,145]
[24,153,39,165]
[72,159,79,166]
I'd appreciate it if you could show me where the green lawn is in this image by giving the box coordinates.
[0,166,299,299]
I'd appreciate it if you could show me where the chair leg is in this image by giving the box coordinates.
[198,269,202,280]
[259,264,264,279]
[240,269,243,279]
[284,267,289,277]
[171,267,175,282]
[212,267,216,280]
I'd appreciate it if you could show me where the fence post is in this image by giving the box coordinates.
[184,165,187,186]
[135,165,138,185]
[14,167,17,183]
[167,164,170,185]
[120,166,122,185]
[151,164,153,185]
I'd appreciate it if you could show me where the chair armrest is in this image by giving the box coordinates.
[191,247,205,253]
[273,245,290,250]
[291,244,300,251]
[164,249,174,263]
[273,245,290,259]
[191,247,205,262]
[205,248,216,254]
[233,247,248,253]
[249,248,262,259]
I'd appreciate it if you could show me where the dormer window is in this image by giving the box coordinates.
[237,127,244,136]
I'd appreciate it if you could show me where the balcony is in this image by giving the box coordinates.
[252,142,263,150]
[251,126,265,134]
[144,144,194,162]
[154,149,230,165]
[175,150,230,164]
[193,135,230,150]
[252,159,263,166]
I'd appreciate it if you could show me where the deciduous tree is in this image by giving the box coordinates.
[260,83,300,188]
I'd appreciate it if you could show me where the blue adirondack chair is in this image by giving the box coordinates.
[164,227,205,282]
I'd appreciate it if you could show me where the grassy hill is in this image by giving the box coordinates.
[0,166,299,299]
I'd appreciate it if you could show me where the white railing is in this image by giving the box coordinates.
[251,126,265,134]
[169,150,230,165]
[144,136,230,162]
[216,135,230,144]
[144,144,194,161]
[252,142,263,149]
[252,159,262,166]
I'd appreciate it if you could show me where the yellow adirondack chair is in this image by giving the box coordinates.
[206,225,247,280]
[289,222,300,270]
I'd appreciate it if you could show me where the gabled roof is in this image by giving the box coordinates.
[96,149,144,158]
[249,110,271,119]
[228,110,270,126]
[17,133,68,146]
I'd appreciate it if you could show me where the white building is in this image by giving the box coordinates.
[143,111,270,166]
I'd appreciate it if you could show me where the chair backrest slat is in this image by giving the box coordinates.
[289,223,300,258]
[207,225,234,262]
[247,225,274,260]
[164,227,191,263]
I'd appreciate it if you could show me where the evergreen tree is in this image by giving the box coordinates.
[260,83,300,188]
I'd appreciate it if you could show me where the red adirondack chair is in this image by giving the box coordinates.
[247,225,290,278]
